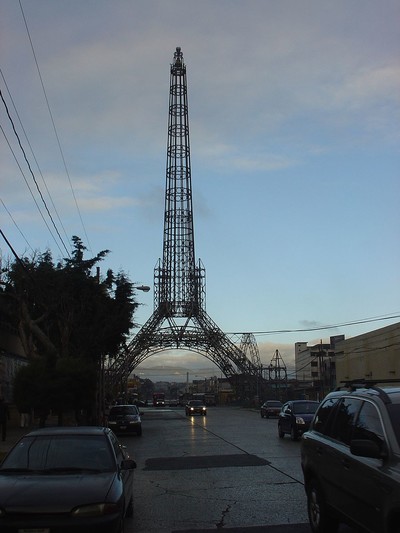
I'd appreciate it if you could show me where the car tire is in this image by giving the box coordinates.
[290,426,298,441]
[136,427,142,436]
[260,412,264,418]
[306,478,339,533]
[278,424,284,438]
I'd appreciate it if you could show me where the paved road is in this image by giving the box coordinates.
[118,406,357,533]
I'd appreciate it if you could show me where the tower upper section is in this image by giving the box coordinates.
[155,47,203,317]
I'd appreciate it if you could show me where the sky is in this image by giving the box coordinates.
[1,0,399,383]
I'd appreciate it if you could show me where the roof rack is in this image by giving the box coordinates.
[337,379,400,404]
[339,379,400,388]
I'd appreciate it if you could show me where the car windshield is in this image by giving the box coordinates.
[110,406,138,416]
[292,402,319,414]
[266,401,282,407]
[189,401,203,406]
[0,435,114,472]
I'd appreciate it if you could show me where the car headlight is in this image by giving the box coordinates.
[72,503,119,517]
[295,417,305,425]
[202,407,206,410]
[190,407,194,411]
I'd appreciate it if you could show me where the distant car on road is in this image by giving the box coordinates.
[301,381,400,533]
[169,398,179,406]
[260,400,283,418]
[278,400,319,440]
[0,426,136,533]
[108,404,142,436]
[185,400,207,416]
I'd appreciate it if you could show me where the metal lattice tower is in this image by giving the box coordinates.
[105,47,259,395]
[267,349,287,384]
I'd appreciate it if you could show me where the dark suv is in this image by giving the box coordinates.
[301,380,400,533]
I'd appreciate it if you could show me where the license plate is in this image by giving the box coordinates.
[18,529,50,533]
[119,426,127,429]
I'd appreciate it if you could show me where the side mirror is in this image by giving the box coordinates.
[121,459,137,470]
[350,439,386,459]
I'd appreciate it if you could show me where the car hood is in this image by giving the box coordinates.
[0,472,116,512]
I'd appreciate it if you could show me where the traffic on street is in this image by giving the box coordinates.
[119,405,357,533]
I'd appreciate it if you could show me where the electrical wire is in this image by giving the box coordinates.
[18,0,92,254]
[0,198,33,252]
[0,89,70,257]
[230,313,400,337]
[0,68,70,248]
[0,121,65,257]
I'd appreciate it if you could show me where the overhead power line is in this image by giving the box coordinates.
[231,313,400,337]
[0,198,33,252]
[0,89,70,257]
[1,68,70,248]
[18,0,92,253]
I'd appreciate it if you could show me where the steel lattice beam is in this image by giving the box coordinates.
[105,48,260,396]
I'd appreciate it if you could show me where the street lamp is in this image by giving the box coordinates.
[136,285,150,292]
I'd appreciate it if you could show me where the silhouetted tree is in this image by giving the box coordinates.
[2,236,139,424]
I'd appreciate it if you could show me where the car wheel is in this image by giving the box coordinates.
[306,478,339,533]
[266,413,269,419]
[125,494,134,518]
[278,424,284,438]
[136,427,142,436]
[290,426,298,441]
[260,412,264,418]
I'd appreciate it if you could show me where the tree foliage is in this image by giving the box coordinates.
[1,236,139,423]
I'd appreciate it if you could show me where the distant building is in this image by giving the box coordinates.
[335,322,400,385]
[295,336,344,400]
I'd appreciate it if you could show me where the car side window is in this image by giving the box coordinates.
[330,398,362,445]
[353,401,385,447]
[312,397,339,435]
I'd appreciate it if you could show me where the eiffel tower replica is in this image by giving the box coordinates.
[106,47,259,396]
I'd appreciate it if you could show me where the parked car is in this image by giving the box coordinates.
[108,404,142,435]
[0,426,136,533]
[185,400,207,416]
[278,400,319,440]
[260,400,282,418]
[301,381,400,533]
